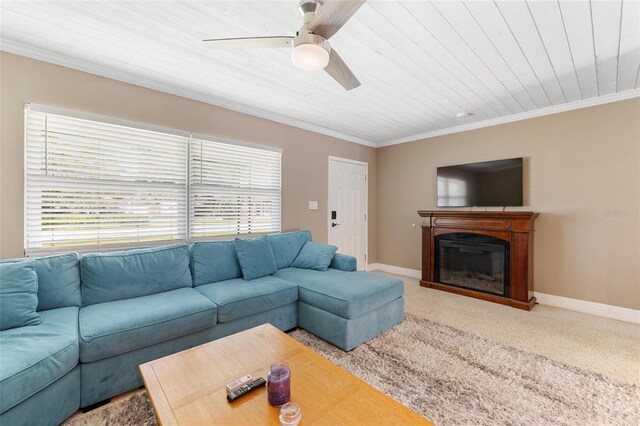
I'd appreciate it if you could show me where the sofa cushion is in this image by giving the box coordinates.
[0,253,81,311]
[0,260,41,331]
[196,276,298,323]
[235,236,277,281]
[291,241,338,271]
[80,244,192,306]
[268,230,312,269]
[0,307,79,413]
[189,240,242,286]
[79,288,217,363]
[274,268,404,319]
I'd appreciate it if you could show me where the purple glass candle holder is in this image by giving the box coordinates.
[267,363,290,406]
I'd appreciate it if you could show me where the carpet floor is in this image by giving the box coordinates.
[64,314,640,425]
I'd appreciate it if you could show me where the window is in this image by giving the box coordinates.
[25,107,188,255]
[25,106,281,255]
[189,137,281,239]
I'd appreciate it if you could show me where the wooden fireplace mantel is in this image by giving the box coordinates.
[417,210,539,310]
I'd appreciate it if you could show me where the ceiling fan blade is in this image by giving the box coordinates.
[324,49,361,90]
[308,0,367,39]
[203,36,293,49]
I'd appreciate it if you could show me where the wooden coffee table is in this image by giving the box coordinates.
[140,324,432,425]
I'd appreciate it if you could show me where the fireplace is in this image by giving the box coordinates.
[435,233,510,297]
[417,211,539,310]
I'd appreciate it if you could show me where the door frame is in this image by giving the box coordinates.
[327,156,368,269]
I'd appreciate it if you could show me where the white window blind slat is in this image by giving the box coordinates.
[25,110,188,254]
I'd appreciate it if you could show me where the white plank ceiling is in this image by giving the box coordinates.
[1,0,639,146]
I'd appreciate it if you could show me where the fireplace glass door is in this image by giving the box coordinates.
[435,233,509,297]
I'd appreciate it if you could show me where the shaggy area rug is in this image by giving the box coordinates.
[64,314,640,425]
[64,389,156,426]
[291,314,640,425]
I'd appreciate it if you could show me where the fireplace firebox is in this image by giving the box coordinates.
[435,233,510,297]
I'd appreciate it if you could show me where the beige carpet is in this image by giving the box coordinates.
[64,314,640,426]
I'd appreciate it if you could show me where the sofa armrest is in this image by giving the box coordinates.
[329,253,357,272]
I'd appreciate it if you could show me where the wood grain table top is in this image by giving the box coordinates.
[139,324,432,425]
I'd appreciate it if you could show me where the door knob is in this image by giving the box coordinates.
[331,223,340,227]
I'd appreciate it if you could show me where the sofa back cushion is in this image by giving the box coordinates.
[235,236,278,281]
[267,230,312,269]
[0,253,81,311]
[80,244,192,306]
[291,241,338,271]
[0,260,41,330]
[189,240,243,286]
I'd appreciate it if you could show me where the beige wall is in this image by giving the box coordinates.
[377,98,640,310]
[0,52,377,261]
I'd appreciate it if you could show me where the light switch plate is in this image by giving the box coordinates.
[308,201,318,210]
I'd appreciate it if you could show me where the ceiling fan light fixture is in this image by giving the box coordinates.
[291,33,330,71]
[291,42,330,70]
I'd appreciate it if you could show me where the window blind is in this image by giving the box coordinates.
[25,108,188,255]
[189,138,281,238]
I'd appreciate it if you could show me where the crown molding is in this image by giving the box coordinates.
[0,40,377,148]
[377,89,640,147]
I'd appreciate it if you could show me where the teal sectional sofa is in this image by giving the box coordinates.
[0,231,404,426]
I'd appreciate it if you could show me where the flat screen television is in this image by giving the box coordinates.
[437,158,523,207]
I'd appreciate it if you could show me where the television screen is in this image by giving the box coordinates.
[437,158,523,207]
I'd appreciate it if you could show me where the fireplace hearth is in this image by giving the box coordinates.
[436,233,509,297]
[418,211,539,310]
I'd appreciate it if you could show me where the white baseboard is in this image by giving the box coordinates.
[533,292,640,325]
[366,263,421,279]
[367,263,640,324]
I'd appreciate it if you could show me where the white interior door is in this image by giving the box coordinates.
[328,157,367,271]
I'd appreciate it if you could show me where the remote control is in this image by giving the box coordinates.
[226,377,266,402]
[226,374,253,394]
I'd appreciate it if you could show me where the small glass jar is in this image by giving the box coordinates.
[267,363,291,406]
[279,402,302,426]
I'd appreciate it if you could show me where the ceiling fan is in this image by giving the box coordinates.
[203,0,366,90]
